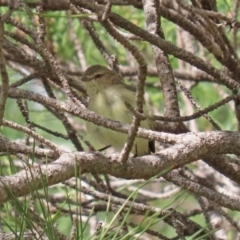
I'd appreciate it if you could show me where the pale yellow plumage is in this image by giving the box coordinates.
[82,65,154,156]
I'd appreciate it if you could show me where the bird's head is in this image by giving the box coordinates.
[82,65,122,96]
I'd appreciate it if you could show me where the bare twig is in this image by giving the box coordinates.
[0,21,9,126]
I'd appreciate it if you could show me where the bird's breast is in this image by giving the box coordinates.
[88,85,134,123]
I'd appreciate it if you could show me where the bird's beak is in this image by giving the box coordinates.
[81,76,91,82]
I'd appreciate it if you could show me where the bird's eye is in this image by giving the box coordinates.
[95,74,102,78]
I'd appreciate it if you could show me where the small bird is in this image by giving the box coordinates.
[81,65,155,156]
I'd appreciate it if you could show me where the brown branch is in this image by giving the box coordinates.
[69,0,240,90]
[0,21,9,126]
[143,0,180,119]
[2,120,60,152]
[165,169,240,212]
[177,79,221,130]
[0,134,56,158]
[0,150,238,237]
[41,77,84,151]
[153,94,236,122]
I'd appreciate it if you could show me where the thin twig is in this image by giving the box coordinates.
[0,21,9,126]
